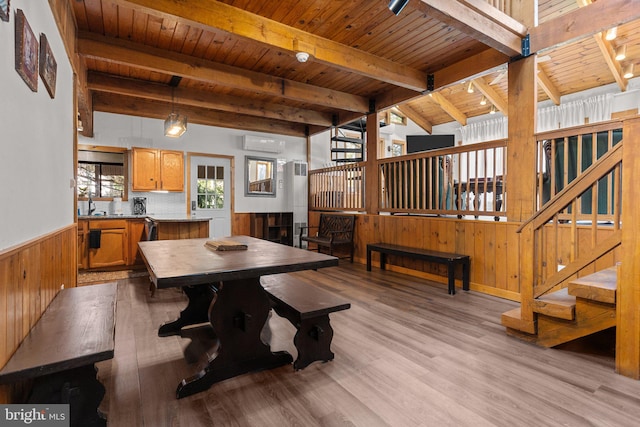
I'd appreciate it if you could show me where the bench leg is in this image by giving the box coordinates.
[447,262,455,295]
[366,248,372,271]
[293,315,335,371]
[28,364,106,427]
[463,259,470,291]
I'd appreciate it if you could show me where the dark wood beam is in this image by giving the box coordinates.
[93,92,308,137]
[118,0,428,92]
[77,32,370,114]
[87,72,334,127]
[417,0,522,56]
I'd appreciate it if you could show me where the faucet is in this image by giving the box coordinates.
[88,191,96,215]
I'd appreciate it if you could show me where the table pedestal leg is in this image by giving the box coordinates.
[158,284,215,337]
[176,277,292,399]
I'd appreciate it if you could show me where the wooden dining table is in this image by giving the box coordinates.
[138,235,339,398]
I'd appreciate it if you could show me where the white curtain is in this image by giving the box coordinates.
[461,94,615,140]
[537,94,613,133]
[459,117,508,144]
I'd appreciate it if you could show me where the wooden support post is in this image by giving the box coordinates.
[365,112,380,214]
[616,117,640,379]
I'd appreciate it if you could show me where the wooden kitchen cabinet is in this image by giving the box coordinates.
[78,220,88,269]
[128,218,146,266]
[131,147,184,191]
[88,219,128,269]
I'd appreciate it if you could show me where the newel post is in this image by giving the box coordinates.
[616,117,640,379]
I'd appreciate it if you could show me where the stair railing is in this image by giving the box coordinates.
[517,134,623,302]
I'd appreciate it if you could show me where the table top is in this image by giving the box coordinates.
[139,236,339,289]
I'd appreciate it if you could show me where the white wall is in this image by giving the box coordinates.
[80,113,307,215]
[0,1,74,251]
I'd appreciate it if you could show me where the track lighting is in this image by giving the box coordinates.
[480,96,487,106]
[623,63,634,79]
[388,0,409,16]
[605,27,617,41]
[467,81,474,93]
[615,45,626,61]
[489,105,496,114]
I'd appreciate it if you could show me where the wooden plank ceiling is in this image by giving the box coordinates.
[69,0,640,138]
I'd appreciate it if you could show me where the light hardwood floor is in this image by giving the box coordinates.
[97,264,640,426]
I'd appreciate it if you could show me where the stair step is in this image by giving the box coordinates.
[501,307,536,334]
[568,266,617,304]
[332,136,363,144]
[532,288,575,320]
[331,147,363,153]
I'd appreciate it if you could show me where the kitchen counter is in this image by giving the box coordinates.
[79,214,211,222]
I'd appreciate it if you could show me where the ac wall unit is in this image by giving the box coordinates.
[243,135,285,153]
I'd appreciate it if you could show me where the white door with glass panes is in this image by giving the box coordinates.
[190,156,231,239]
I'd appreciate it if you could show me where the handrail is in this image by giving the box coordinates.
[517,143,622,233]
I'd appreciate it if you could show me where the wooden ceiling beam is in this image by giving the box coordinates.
[530,0,640,54]
[536,67,561,105]
[577,0,627,92]
[87,72,334,127]
[431,48,510,90]
[117,0,428,92]
[472,78,508,115]
[376,48,509,111]
[77,32,370,114]
[592,34,627,92]
[92,92,308,137]
[428,92,467,126]
[457,0,527,36]
[417,0,522,56]
[397,104,433,134]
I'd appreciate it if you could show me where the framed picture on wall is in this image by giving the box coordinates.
[0,0,9,22]
[15,9,38,92]
[39,34,57,98]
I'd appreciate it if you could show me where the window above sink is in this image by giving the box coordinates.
[77,145,129,201]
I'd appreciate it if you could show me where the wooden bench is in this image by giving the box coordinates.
[299,213,356,262]
[366,243,470,295]
[261,273,351,371]
[0,282,117,427]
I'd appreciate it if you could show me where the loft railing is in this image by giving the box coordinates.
[519,137,623,300]
[308,162,365,211]
[378,140,507,219]
[486,0,511,15]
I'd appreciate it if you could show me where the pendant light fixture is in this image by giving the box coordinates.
[164,86,187,138]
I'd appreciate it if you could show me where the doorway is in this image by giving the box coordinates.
[188,154,233,239]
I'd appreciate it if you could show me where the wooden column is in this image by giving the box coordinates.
[506,56,537,222]
[365,112,380,214]
[507,0,537,326]
[616,117,640,379]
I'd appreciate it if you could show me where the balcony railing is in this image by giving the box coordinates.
[379,140,508,219]
[308,162,365,211]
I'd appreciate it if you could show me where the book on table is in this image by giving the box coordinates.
[204,240,248,251]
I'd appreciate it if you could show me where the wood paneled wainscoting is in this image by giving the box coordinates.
[0,224,77,403]
[306,213,621,302]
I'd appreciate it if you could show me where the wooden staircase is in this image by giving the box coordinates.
[503,266,617,347]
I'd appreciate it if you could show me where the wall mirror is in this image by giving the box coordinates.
[245,155,276,197]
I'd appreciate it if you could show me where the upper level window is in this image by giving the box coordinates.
[77,147,128,200]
